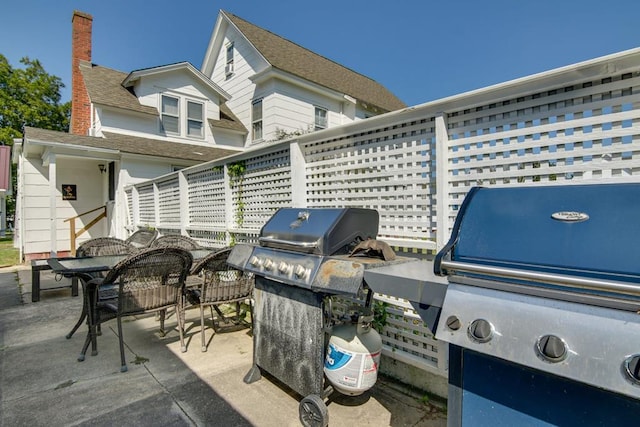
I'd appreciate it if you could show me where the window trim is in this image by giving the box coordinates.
[314,106,328,130]
[252,98,263,142]
[186,100,204,139]
[225,42,234,76]
[161,94,180,135]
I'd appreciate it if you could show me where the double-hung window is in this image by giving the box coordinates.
[187,101,203,138]
[161,95,180,134]
[252,99,263,141]
[314,106,328,130]
[225,43,234,76]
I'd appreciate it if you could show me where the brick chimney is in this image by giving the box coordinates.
[70,11,93,135]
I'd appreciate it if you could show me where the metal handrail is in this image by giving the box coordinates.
[64,205,107,256]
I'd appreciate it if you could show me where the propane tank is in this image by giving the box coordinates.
[324,308,383,396]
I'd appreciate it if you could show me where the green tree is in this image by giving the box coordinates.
[0,54,70,217]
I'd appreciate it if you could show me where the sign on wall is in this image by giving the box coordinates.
[62,184,77,201]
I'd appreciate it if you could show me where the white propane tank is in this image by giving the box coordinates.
[324,311,383,396]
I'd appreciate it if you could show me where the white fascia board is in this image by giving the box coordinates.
[250,67,345,102]
[123,62,231,101]
[201,13,226,76]
[220,11,269,66]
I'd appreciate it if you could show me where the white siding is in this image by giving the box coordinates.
[209,25,269,146]
[22,157,106,255]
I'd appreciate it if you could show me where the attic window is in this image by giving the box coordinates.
[252,99,263,141]
[225,43,234,76]
[161,95,180,134]
[187,101,203,138]
[314,107,328,130]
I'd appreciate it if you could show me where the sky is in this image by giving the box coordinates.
[2,0,639,107]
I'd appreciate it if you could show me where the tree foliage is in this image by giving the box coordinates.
[0,54,70,142]
[0,54,71,217]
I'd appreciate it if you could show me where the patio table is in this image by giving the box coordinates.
[48,249,214,361]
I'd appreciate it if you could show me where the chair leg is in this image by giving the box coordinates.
[117,316,127,372]
[178,305,186,353]
[200,304,207,352]
[159,309,166,336]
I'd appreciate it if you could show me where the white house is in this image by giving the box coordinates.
[201,11,406,145]
[12,10,405,261]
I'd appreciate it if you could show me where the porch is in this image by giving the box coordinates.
[0,266,446,425]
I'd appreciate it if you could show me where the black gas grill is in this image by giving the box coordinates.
[228,207,409,427]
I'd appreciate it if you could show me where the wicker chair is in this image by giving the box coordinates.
[66,237,136,339]
[81,247,193,372]
[189,248,254,352]
[150,234,201,250]
[125,228,158,248]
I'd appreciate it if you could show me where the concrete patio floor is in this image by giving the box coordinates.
[0,265,446,426]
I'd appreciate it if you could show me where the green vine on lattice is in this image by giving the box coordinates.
[228,161,246,235]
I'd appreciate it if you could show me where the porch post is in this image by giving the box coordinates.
[48,153,57,257]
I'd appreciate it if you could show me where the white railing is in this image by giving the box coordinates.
[124,48,640,378]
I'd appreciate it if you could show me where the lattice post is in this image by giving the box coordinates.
[435,113,450,251]
[178,170,189,235]
[290,140,307,207]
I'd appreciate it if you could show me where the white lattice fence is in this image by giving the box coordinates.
[302,118,438,252]
[230,148,292,231]
[186,164,226,228]
[443,72,640,231]
[123,50,640,380]
[157,176,180,228]
[137,183,155,226]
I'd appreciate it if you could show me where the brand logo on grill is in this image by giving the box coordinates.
[289,211,310,228]
[551,211,589,222]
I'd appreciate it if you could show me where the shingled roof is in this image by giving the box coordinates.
[24,127,238,162]
[223,11,406,113]
[80,62,158,116]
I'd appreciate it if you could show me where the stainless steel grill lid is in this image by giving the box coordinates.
[258,208,379,255]
[435,183,640,299]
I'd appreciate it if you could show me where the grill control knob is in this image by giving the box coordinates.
[278,261,291,274]
[623,354,640,385]
[536,335,568,363]
[263,259,275,271]
[468,319,493,343]
[249,256,262,267]
[294,265,308,279]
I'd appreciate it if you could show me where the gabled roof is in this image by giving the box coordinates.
[222,11,406,113]
[80,62,159,116]
[208,103,248,134]
[122,62,231,101]
[23,127,238,162]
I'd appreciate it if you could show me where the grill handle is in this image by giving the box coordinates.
[440,260,640,298]
[258,236,318,249]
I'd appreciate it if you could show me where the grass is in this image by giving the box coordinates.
[0,235,20,267]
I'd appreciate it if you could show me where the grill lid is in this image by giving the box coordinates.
[435,183,640,287]
[259,208,379,255]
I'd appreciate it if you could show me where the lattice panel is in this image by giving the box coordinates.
[188,229,228,248]
[125,188,133,228]
[157,177,180,226]
[231,149,292,230]
[186,165,226,227]
[302,119,437,249]
[330,294,439,370]
[444,72,640,232]
[137,183,155,226]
